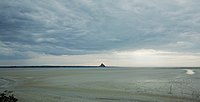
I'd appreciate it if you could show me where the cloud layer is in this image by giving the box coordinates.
[0,0,200,62]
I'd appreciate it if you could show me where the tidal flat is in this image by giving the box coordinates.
[0,67,200,102]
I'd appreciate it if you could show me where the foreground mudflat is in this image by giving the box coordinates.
[0,68,200,102]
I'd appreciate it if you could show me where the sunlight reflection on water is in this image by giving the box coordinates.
[185,69,195,75]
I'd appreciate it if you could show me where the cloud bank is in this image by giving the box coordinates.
[0,0,200,66]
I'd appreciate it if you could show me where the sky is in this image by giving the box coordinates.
[0,0,200,67]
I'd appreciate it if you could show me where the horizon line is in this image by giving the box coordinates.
[0,65,200,68]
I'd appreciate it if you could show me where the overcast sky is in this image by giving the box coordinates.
[0,0,200,67]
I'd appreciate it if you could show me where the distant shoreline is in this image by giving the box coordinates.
[0,66,199,69]
[0,66,104,68]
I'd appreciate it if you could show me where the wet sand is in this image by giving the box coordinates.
[0,68,200,102]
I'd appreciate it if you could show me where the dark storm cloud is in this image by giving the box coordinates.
[0,0,200,59]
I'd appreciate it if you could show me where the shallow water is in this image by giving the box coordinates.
[0,67,200,102]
